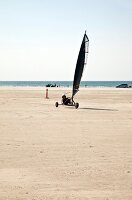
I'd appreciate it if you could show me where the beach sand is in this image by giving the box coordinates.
[0,87,132,200]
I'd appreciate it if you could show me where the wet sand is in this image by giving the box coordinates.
[0,87,132,200]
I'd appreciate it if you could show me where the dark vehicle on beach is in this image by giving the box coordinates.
[116,84,128,88]
[55,31,89,109]
[46,83,56,87]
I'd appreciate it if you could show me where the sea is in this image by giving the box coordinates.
[0,81,132,88]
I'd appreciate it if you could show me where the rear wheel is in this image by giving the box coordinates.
[55,102,59,107]
[75,102,79,109]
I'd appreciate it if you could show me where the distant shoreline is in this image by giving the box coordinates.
[0,81,132,88]
[0,87,131,91]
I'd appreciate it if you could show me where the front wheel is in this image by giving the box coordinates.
[75,102,79,109]
[55,102,59,107]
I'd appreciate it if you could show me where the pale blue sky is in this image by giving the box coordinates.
[0,0,132,81]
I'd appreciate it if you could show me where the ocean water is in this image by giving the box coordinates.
[0,81,132,87]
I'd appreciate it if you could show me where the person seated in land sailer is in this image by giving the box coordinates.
[62,95,71,105]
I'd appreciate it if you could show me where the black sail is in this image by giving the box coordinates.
[72,32,89,98]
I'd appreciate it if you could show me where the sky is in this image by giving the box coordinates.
[0,0,132,81]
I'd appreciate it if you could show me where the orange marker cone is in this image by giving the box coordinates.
[45,88,49,99]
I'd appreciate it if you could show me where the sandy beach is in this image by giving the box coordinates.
[0,87,132,200]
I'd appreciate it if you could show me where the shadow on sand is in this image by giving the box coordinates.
[80,107,118,111]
